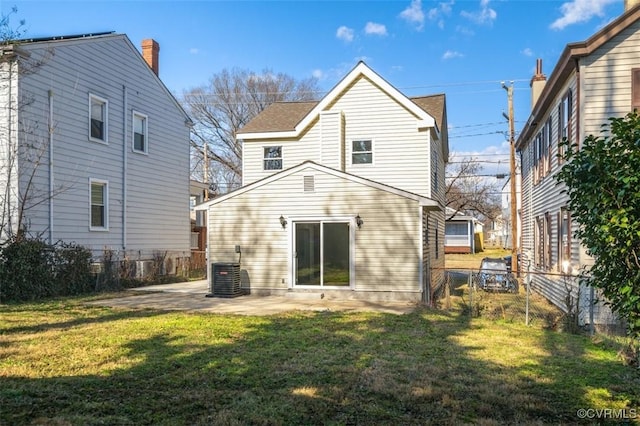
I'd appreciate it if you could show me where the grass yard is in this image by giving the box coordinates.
[1,297,639,425]
[446,247,512,270]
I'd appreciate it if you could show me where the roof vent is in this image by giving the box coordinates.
[303,175,315,192]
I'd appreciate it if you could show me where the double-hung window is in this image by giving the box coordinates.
[352,140,372,164]
[558,90,572,164]
[133,111,148,154]
[89,94,108,143]
[90,179,108,231]
[263,146,282,170]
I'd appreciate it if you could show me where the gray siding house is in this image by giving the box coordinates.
[0,33,191,265]
[516,3,640,325]
[197,62,448,303]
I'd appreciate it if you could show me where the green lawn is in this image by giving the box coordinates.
[1,297,639,425]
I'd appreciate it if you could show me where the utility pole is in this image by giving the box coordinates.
[502,81,518,275]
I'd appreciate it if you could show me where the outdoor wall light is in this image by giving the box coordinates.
[355,214,363,228]
[279,215,287,229]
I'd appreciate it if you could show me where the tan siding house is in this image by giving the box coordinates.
[516,4,640,325]
[198,62,448,303]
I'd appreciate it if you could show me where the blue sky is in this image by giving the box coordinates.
[1,0,627,174]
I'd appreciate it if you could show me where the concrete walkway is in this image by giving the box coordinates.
[87,280,419,315]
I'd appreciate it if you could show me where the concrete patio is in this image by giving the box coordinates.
[87,280,419,315]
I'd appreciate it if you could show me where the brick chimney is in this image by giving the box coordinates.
[141,39,159,76]
[530,58,546,110]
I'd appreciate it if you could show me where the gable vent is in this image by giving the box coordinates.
[303,175,315,192]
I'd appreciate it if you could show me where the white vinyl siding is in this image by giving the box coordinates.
[519,19,640,317]
[242,76,433,197]
[580,20,640,139]
[13,35,190,256]
[320,111,344,170]
[207,166,426,299]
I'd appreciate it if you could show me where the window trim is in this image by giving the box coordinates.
[89,178,109,232]
[558,208,572,273]
[89,94,108,144]
[132,110,148,154]
[351,139,374,165]
[557,89,572,165]
[263,145,283,171]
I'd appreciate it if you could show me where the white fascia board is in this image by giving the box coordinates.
[236,131,296,140]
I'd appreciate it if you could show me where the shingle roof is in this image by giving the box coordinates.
[238,101,318,134]
[238,94,446,135]
[410,94,446,132]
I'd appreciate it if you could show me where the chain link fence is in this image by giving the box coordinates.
[435,265,625,336]
[435,268,563,328]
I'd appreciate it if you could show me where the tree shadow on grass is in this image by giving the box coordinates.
[1,305,639,425]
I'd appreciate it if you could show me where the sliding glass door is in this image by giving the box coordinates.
[294,221,350,287]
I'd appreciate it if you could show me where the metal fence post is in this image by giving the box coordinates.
[526,260,531,326]
[589,285,595,336]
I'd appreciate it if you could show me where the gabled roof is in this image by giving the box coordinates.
[445,207,478,222]
[195,160,441,210]
[3,32,191,125]
[236,61,442,140]
[516,4,640,149]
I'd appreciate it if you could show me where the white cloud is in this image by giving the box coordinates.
[364,22,388,36]
[442,50,464,60]
[336,25,355,42]
[189,48,199,55]
[550,0,617,30]
[400,0,425,30]
[456,25,475,36]
[312,69,325,80]
[461,0,497,25]
[424,0,454,30]
[522,47,533,57]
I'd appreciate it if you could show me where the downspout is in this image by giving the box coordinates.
[122,85,127,250]
[574,58,581,151]
[48,90,54,244]
[6,57,13,235]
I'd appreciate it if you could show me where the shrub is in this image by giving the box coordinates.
[0,237,92,302]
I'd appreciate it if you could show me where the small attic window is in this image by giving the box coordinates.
[303,175,315,192]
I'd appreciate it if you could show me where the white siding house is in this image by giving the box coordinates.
[0,33,191,264]
[515,4,640,325]
[198,62,448,303]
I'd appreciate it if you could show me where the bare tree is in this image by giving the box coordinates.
[445,156,502,221]
[0,9,55,242]
[183,68,320,193]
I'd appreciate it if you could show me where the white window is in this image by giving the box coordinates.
[352,140,372,164]
[263,146,282,170]
[89,94,108,143]
[89,179,108,231]
[133,111,148,153]
[557,89,572,164]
